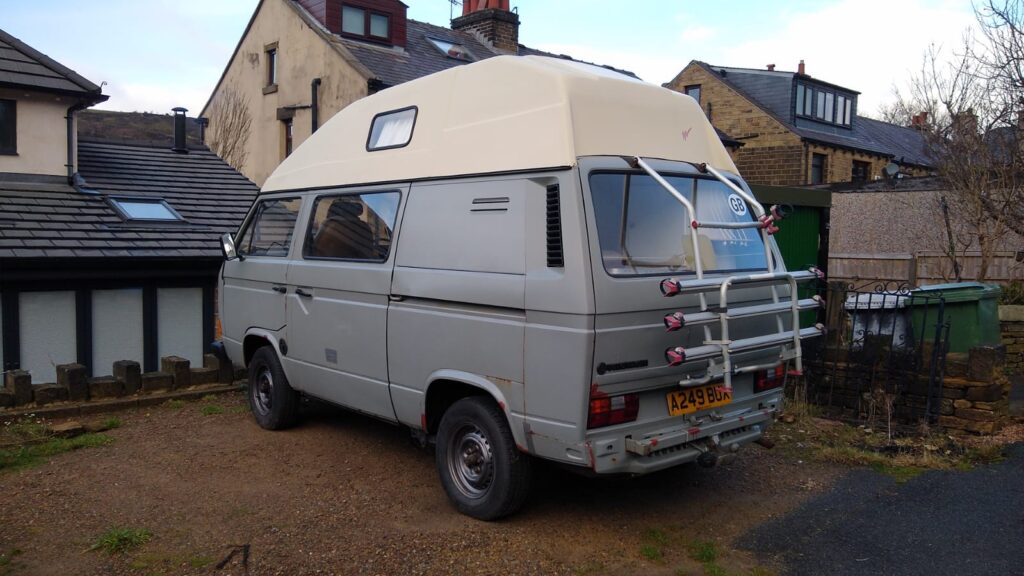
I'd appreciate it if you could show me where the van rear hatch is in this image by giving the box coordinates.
[580,160,820,412]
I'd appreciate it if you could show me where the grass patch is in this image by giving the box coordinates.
[200,394,221,402]
[164,399,185,409]
[639,527,669,562]
[0,549,23,576]
[687,540,718,564]
[100,417,122,430]
[702,564,727,576]
[200,405,224,416]
[0,433,112,472]
[1,418,49,443]
[90,527,152,555]
[189,555,214,568]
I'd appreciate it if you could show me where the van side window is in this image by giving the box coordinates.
[236,197,302,257]
[304,191,400,261]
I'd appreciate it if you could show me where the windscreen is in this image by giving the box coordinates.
[589,172,768,276]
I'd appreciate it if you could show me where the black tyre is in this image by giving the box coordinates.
[247,346,300,430]
[435,396,532,520]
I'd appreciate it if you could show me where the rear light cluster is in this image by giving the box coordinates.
[755,365,786,393]
[587,393,639,429]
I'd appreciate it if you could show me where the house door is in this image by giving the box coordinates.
[282,188,404,420]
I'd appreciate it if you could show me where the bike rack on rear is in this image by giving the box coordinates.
[629,157,825,390]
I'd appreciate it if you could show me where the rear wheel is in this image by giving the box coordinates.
[435,397,532,520]
[247,345,300,430]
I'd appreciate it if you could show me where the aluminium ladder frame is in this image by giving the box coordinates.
[631,157,824,390]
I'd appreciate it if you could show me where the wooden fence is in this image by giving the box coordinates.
[830,251,1024,287]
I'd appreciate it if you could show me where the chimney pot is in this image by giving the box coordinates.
[452,0,519,53]
[172,107,188,154]
[797,60,805,75]
[767,63,775,71]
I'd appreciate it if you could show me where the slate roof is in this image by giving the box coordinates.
[0,140,258,260]
[696,62,933,168]
[0,28,105,100]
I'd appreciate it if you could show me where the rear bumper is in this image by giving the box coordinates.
[584,392,781,475]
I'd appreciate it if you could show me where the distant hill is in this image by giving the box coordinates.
[78,109,204,147]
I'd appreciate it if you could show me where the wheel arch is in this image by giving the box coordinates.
[423,370,527,450]
[242,328,284,367]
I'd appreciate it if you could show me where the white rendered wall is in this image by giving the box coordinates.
[157,287,203,366]
[20,291,76,383]
[92,289,144,376]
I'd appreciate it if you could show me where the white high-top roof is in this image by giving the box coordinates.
[262,55,737,192]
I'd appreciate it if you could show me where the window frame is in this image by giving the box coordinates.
[796,81,853,127]
[586,169,770,279]
[108,197,185,223]
[426,37,474,61]
[810,153,827,185]
[365,106,418,152]
[684,84,701,105]
[301,189,402,263]
[340,3,392,43]
[282,118,294,158]
[851,160,871,182]
[235,196,302,258]
[265,43,278,89]
[0,99,16,155]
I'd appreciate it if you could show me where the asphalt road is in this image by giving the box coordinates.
[741,444,1024,576]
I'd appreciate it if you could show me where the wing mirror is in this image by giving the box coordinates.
[221,232,242,261]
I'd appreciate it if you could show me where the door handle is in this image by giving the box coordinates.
[389,294,405,302]
[295,288,313,298]
[271,285,287,294]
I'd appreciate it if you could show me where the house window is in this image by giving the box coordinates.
[265,45,278,87]
[283,118,294,158]
[852,160,871,182]
[427,38,474,61]
[685,85,701,104]
[0,99,15,155]
[109,198,183,221]
[341,4,390,41]
[796,82,853,127]
[811,153,826,185]
[367,107,416,151]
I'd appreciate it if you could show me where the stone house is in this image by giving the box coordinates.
[0,28,258,384]
[202,0,749,186]
[665,61,934,186]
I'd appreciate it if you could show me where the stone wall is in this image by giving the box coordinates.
[1000,305,1024,374]
[1,354,237,412]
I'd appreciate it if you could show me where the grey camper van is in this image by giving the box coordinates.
[217,56,824,520]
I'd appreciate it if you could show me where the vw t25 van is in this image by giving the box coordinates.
[217,56,824,520]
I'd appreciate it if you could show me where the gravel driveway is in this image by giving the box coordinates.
[0,392,838,576]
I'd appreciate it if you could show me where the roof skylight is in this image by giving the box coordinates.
[427,38,473,61]
[110,198,183,221]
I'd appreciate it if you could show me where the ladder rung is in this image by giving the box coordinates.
[694,220,764,230]
[661,268,824,297]
[665,325,823,366]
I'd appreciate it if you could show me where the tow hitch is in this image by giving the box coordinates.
[696,435,740,468]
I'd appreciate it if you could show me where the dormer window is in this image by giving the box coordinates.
[0,99,15,155]
[796,82,853,127]
[342,4,390,42]
[427,38,474,61]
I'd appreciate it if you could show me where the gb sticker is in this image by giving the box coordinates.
[728,194,747,216]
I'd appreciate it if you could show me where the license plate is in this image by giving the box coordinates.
[666,384,732,416]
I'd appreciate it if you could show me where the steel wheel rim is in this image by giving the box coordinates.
[447,424,494,500]
[253,366,274,416]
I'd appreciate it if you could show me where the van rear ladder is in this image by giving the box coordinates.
[630,157,825,390]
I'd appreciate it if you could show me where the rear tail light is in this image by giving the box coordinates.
[755,365,786,393]
[587,393,639,429]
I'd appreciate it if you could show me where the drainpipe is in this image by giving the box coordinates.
[311,77,322,134]
[65,100,89,184]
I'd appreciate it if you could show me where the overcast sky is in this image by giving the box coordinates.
[3,0,976,118]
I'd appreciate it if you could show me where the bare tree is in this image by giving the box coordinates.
[887,1,1023,281]
[205,87,253,172]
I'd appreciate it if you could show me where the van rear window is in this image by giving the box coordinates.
[589,173,767,276]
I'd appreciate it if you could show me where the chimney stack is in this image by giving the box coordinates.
[797,60,805,75]
[452,0,520,54]
[910,111,929,129]
[172,107,188,154]
[766,64,775,71]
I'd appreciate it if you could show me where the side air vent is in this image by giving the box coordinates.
[546,184,564,267]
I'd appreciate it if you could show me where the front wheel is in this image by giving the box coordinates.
[435,397,532,520]
[247,346,300,430]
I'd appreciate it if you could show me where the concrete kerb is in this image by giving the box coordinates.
[0,383,243,421]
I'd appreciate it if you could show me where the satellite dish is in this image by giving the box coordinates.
[883,163,900,180]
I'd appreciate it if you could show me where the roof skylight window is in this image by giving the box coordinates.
[427,38,473,61]
[110,198,183,221]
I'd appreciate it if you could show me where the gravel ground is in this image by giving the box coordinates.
[0,392,841,576]
[741,443,1024,576]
